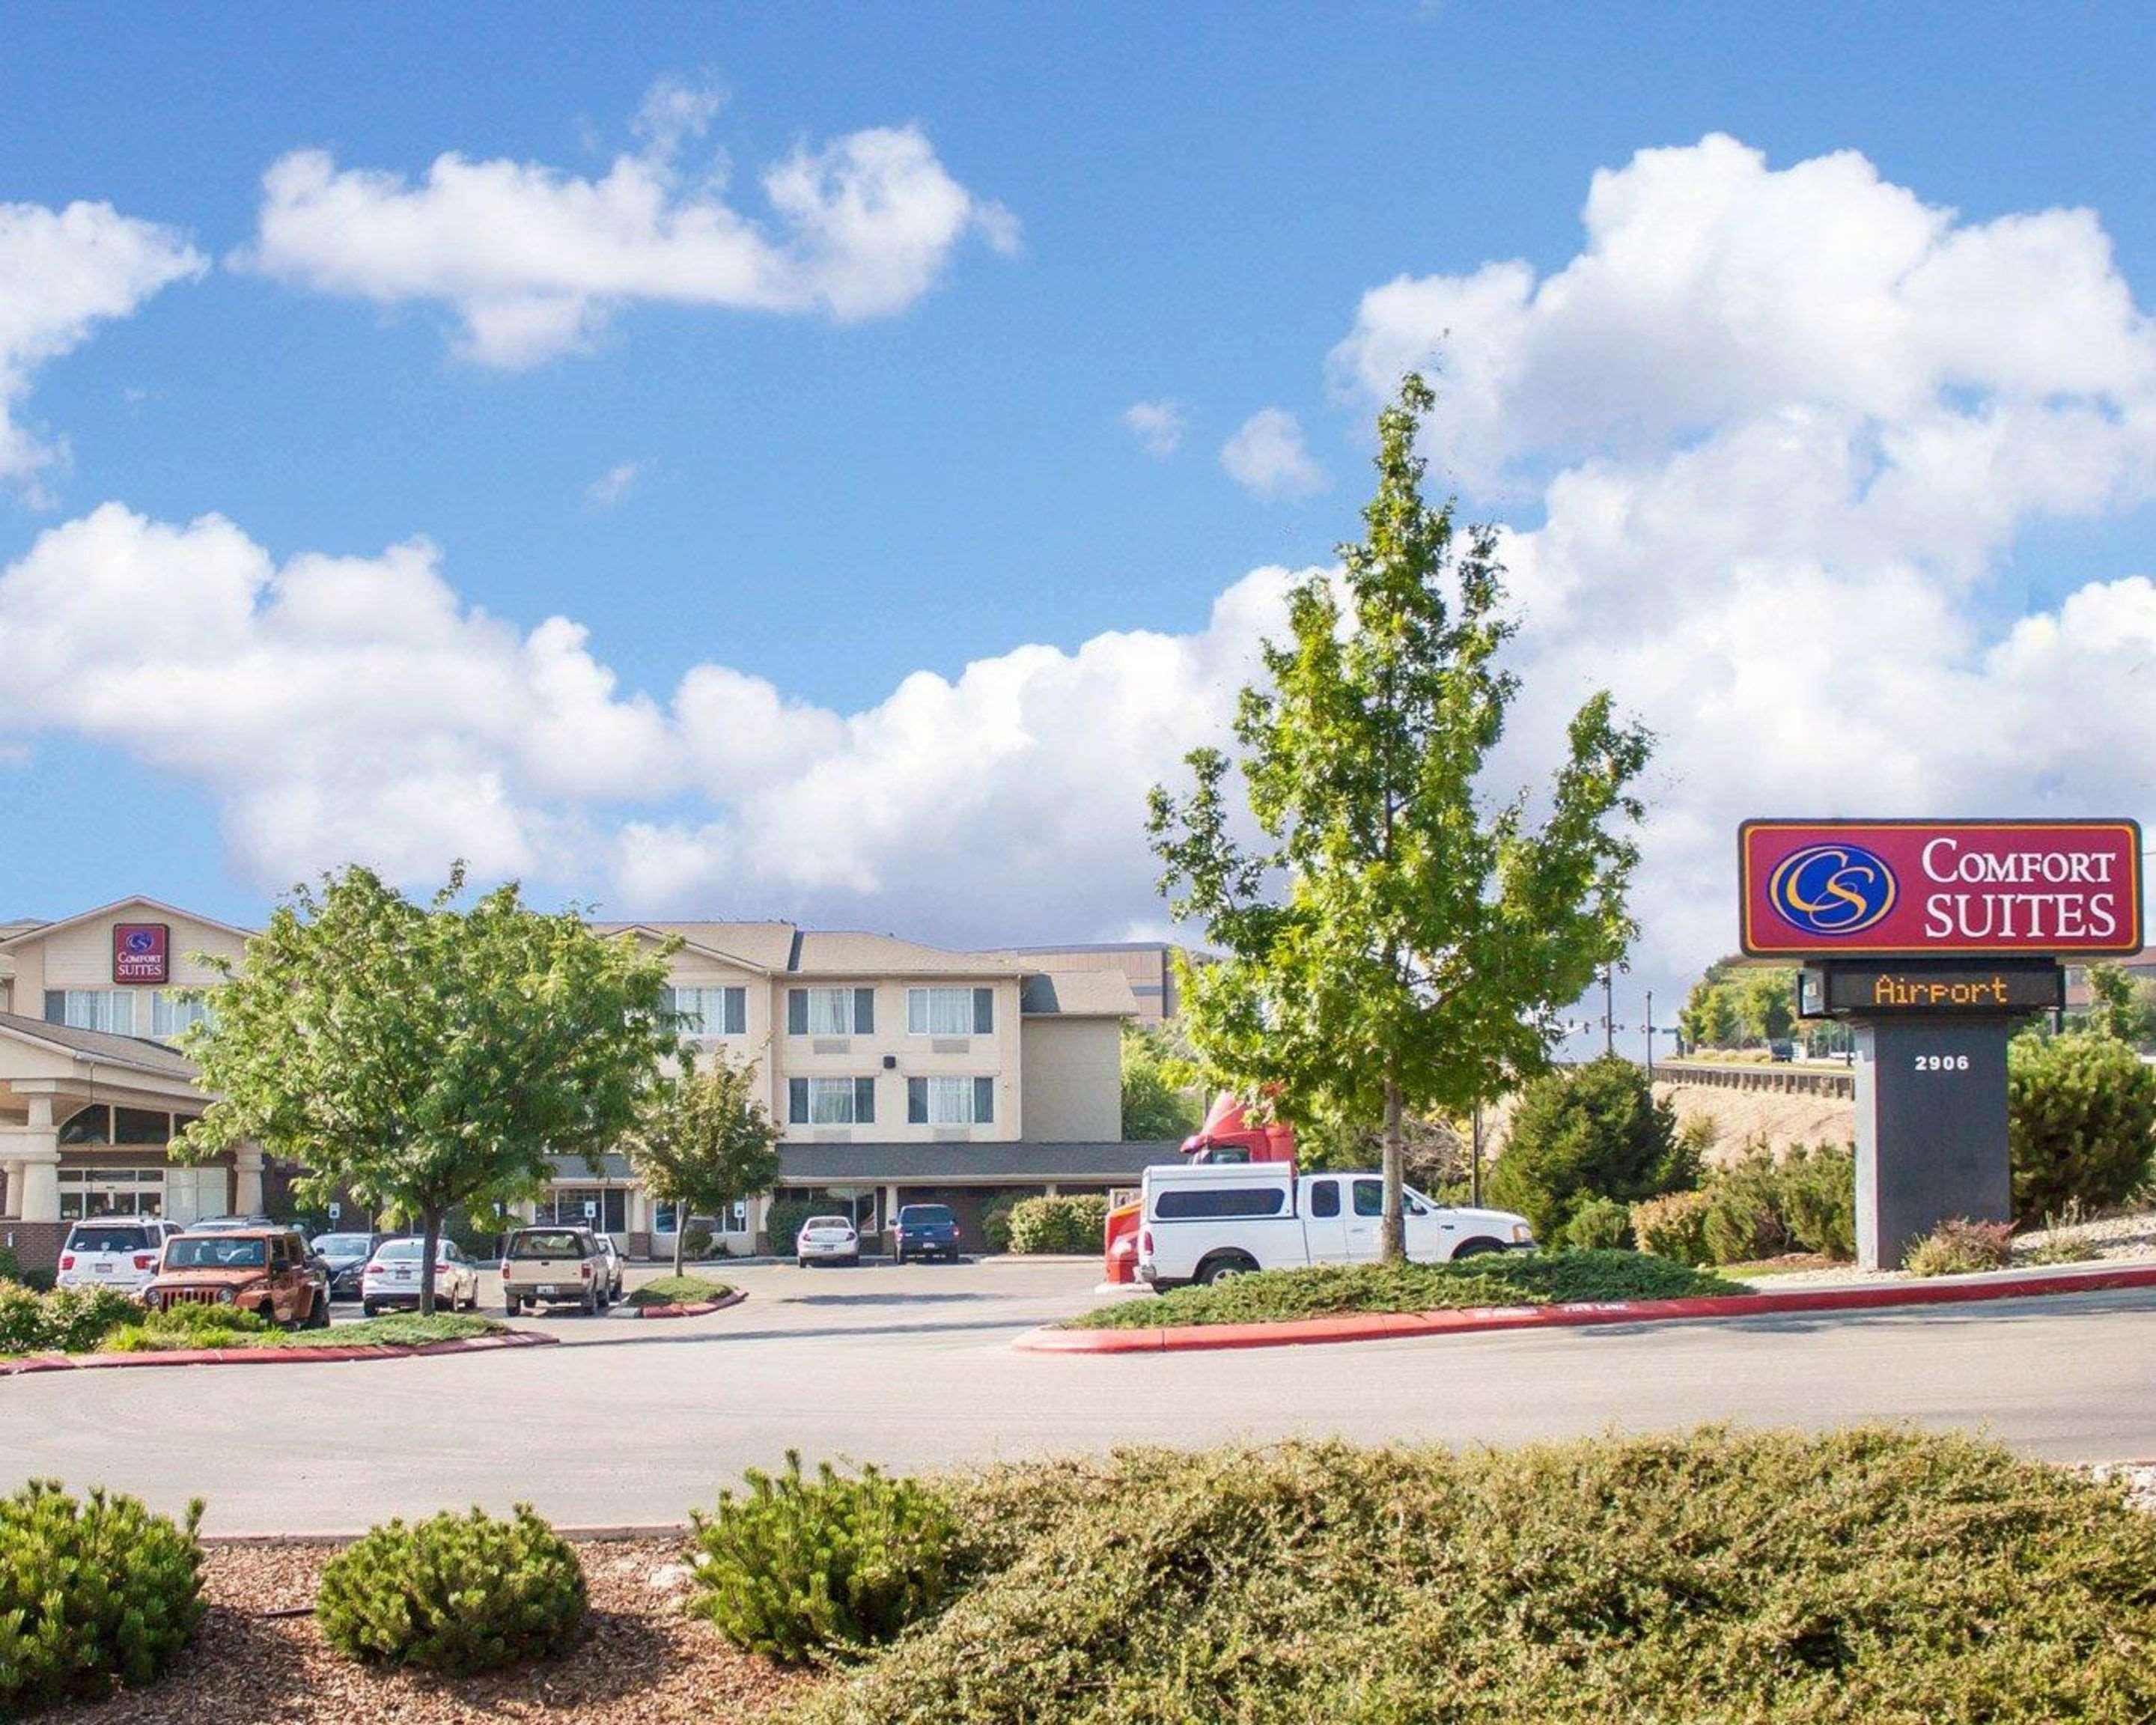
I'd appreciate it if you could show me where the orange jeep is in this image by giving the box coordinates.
[143,1228,331,1329]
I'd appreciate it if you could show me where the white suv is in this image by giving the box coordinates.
[55,1219,180,1292]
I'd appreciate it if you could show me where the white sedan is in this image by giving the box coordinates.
[796,1214,861,1267]
[360,1237,481,1314]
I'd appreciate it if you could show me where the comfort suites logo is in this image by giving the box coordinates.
[1766,843,1898,938]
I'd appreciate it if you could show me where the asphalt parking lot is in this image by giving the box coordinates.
[10,1257,2156,1533]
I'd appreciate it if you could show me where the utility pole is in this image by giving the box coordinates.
[1645,988,1654,1081]
[1603,967,1616,1056]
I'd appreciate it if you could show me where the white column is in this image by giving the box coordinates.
[15,1097,61,1223]
[234,1145,265,1213]
[1,1160,21,1219]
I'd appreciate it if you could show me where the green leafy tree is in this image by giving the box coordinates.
[628,1050,784,1276]
[1120,1022,1202,1142]
[1487,1056,1692,1244]
[1149,374,1652,1259]
[1678,974,1742,1050]
[1738,970,1797,1043]
[2080,963,2156,1046]
[179,865,677,1313]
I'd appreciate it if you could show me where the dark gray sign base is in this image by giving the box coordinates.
[1852,1015,2015,1271]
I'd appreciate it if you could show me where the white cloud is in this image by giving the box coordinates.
[237,79,1017,367]
[582,460,645,511]
[1121,399,1187,458]
[1220,407,1324,497]
[0,201,204,503]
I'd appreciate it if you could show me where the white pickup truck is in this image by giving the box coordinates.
[1135,1162,1535,1290]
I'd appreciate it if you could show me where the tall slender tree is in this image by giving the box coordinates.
[177,865,678,1313]
[1148,374,1652,1258]
[628,1049,784,1277]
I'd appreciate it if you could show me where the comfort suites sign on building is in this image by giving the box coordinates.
[1739,820,2143,957]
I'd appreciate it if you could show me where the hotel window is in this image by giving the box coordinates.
[907,1075,996,1125]
[43,989,135,1035]
[907,987,994,1035]
[665,985,746,1037]
[788,1076,877,1125]
[150,990,214,1040]
[538,1187,628,1232]
[788,987,874,1035]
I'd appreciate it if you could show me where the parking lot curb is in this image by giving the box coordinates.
[627,1288,748,1319]
[0,1328,559,1375]
[1017,1261,2156,1354]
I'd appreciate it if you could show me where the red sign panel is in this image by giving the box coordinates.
[112,922,170,984]
[1741,821,2143,957]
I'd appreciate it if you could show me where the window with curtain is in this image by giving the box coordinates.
[150,990,214,1039]
[665,985,746,1036]
[788,1076,877,1125]
[44,989,136,1035]
[788,987,873,1035]
[907,1075,996,1125]
[907,987,993,1035]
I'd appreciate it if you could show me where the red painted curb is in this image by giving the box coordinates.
[1017,1262,2156,1354]
[0,1329,558,1375]
[627,1289,746,1319]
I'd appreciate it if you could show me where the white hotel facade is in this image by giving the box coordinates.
[0,897,1170,1271]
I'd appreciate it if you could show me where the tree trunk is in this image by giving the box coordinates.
[419,1205,442,1316]
[672,1205,687,1278]
[1380,1070,1406,1262]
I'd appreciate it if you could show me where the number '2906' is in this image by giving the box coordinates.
[1913,1053,1970,1072]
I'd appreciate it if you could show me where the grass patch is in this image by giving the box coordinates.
[1065,1249,1741,1330]
[799,1428,2156,1724]
[625,1274,734,1309]
[100,1312,503,1352]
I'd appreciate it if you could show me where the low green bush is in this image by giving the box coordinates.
[0,1480,205,1713]
[689,1450,958,1664]
[799,1429,2156,1724]
[1776,1142,1857,1259]
[978,1197,1018,1254]
[1628,1189,1712,1265]
[0,1244,21,1285]
[683,1226,715,1260]
[2009,1029,2156,1221]
[626,1274,732,1308]
[1562,1193,1630,1250]
[1005,1195,1109,1254]
[316,1505,586,1675]
[1487,1055,1696,1244]
[1904,1217,2015,1277]
[101,1310,497,1354]
[1066,1250,1738,1330]
[1700,1144,1792,1264]
[0,1284,145,1355]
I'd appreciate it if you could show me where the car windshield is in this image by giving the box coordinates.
[898,1206,954,1226]
[804,1215,851,1231]
[68,1226,147,1253]
[510,1231,585,1259]
[375,1239,448,1262]
[165,1237,266,1270]
[314,1234,372,1256]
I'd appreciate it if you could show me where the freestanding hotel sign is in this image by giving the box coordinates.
[1739,821,2143,1268]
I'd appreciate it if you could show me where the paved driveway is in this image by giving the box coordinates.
[10,1257,2156,1533]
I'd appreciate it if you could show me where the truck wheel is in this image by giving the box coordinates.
[1450,1239,1504,1259]
[504,1296,520,1317]
[1196,1253,1259,1287]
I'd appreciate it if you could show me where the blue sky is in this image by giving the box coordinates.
[3,1,2154,1006]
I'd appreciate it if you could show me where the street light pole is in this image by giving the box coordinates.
[1470,1104,1483,1208]
[1645,988,1654,1081]
[1604,967,1616,1056]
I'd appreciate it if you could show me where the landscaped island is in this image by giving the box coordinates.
[1061,1249,1741,1330]
[1,1286,505,1358]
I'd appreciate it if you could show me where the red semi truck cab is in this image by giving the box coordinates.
[1102,1092,1297,1284]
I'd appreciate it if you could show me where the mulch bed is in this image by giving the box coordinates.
[46,1539,811,1723]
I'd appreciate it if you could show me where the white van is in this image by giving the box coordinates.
[1135,1162,1534,1290]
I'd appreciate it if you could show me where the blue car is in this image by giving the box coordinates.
[889,1203,963,1264]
